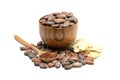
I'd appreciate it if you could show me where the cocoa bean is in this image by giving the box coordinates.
[63,65,73,70]
[42,21,54,26]
[69,22,75,26]
[78,54,85,60]
[37,41,42,46]
[32,58,41,62]
[72,62,82,67]
[39,62,47,69]
[53,19,65,24]
[63,21,70,27]
[68,16,77,23]
[58,52,65,59]
[20,47,30,51]
[62,61,70,67]
[69,55,78,61]
[62,56,70,62]
[84,59,94,65]
[48,62,55,68]
[51,24,60,28]
[56,14,66,19]
[34,62,40,66]
[27,52,38,59]
[85,57,93,61]
[55,61,61,68]
[78,59,86,65]
[66,12,73,18]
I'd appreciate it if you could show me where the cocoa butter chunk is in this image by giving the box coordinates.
[39,62,48,69]
[53,19,65,24]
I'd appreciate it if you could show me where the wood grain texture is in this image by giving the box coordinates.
[39,23,78,49]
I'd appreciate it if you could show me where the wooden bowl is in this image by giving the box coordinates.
[39,21,78,49]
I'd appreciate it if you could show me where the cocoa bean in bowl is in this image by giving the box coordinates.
[39,12,78,49]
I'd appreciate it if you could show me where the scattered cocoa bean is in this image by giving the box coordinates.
[27,52,38,59]
[85,57,93,61]
[55,61,61,68]
[39,62,47,69]
[24,49,33,56]
[32,58,41,62]
[62,56,70,62]
[78,54,85,60]
[20,47,30,51]
[53,60,58,64]
[72,62,82,67]
[63,65,73,70]
[48,62,55,68]
[62,61,70,67]
[84,59,94,65]
[58,52,65,59]
[34,61,40,66]
[69,55,78,61]
[37,41,42,46]
[78,59,86,65]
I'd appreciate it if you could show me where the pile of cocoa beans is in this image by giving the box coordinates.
[20,41,94,70]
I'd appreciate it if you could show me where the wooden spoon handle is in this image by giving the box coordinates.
[14,35,44,55]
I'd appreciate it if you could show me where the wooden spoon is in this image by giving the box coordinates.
[14,35,58,62]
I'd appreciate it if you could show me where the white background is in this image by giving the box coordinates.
[0,0,120,80]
